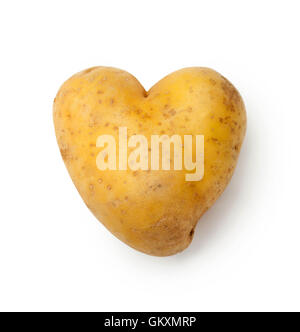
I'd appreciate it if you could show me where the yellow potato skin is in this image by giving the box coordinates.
[53,67,246,256]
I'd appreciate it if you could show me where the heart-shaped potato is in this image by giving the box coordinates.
[53,67,246,256]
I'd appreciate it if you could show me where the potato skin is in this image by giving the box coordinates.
[53,67,246,256]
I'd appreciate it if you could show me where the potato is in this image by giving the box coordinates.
[53,67,246,256]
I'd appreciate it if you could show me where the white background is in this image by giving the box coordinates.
[0,0,299,312]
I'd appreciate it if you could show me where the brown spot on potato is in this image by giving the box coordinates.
[142,113,151,119]
[169,109,176,116]
[59,145,72,162]
[189,228,195,238]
